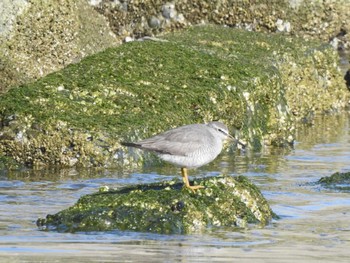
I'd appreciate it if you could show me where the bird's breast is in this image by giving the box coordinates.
[158,143,222,168]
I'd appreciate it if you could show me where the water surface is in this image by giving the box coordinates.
[1,113,350,262]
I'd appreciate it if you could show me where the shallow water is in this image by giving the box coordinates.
[1,113,350,262]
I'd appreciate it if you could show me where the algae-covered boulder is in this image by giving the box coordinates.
[318,172,350,192]
[37,175,275,234]
[2,0,349,94]
[0,25,348,169]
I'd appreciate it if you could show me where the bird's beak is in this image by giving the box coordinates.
[227,134,246,148]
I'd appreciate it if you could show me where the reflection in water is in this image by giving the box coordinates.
[1,113,350,262]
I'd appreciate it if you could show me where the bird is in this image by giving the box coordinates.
[121,121,240,192]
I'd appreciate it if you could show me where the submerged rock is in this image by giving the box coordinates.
[37,175,275,234]
[318,172,350,192]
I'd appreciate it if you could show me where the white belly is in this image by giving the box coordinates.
[157,144,222,168]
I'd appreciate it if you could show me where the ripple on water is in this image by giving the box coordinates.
[1,114,350,261]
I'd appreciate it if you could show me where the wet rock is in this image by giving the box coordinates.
[2,0,350,94]
[36,175,276,234]
[318,172,350,192]
[0,25,348,168]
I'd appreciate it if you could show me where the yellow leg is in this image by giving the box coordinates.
[181,167,204,192]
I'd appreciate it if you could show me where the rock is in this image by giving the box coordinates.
[0,0,29,40]
[0,0,117,93]
[148,16,161,28]
[318,172,350,192]
[88,0,102,6]
[0,25,348,168]
[94,0,350,49]
[124,36,134,42]
[2,1,350,94]
[276,19,291,33]
[161,2,177,19]
[36,175,276,234]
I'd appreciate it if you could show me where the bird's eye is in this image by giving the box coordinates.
[218,128,226,134]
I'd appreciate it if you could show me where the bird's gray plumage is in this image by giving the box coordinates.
[121,121,232,168]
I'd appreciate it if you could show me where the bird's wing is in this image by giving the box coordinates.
[135,125,213,156]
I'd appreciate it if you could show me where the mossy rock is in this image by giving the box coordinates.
[37,175,275,234]
[318,172,350,192]
[0,25,347,169]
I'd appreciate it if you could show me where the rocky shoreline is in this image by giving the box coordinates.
[1,0,349,93]
[1,0,349,235]
[0,1,350,169]
[0,25,348,168]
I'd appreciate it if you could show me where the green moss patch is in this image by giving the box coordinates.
[37,175,275,234]
[0,25,347,168]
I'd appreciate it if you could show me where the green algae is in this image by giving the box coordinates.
[0,25,348,168]
[3,0,350,94]
[37,175,275,234]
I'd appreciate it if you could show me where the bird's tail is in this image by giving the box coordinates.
[120,142,142,149]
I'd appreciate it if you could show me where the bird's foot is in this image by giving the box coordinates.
[185,184,205,193]
[181,168,205,192]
